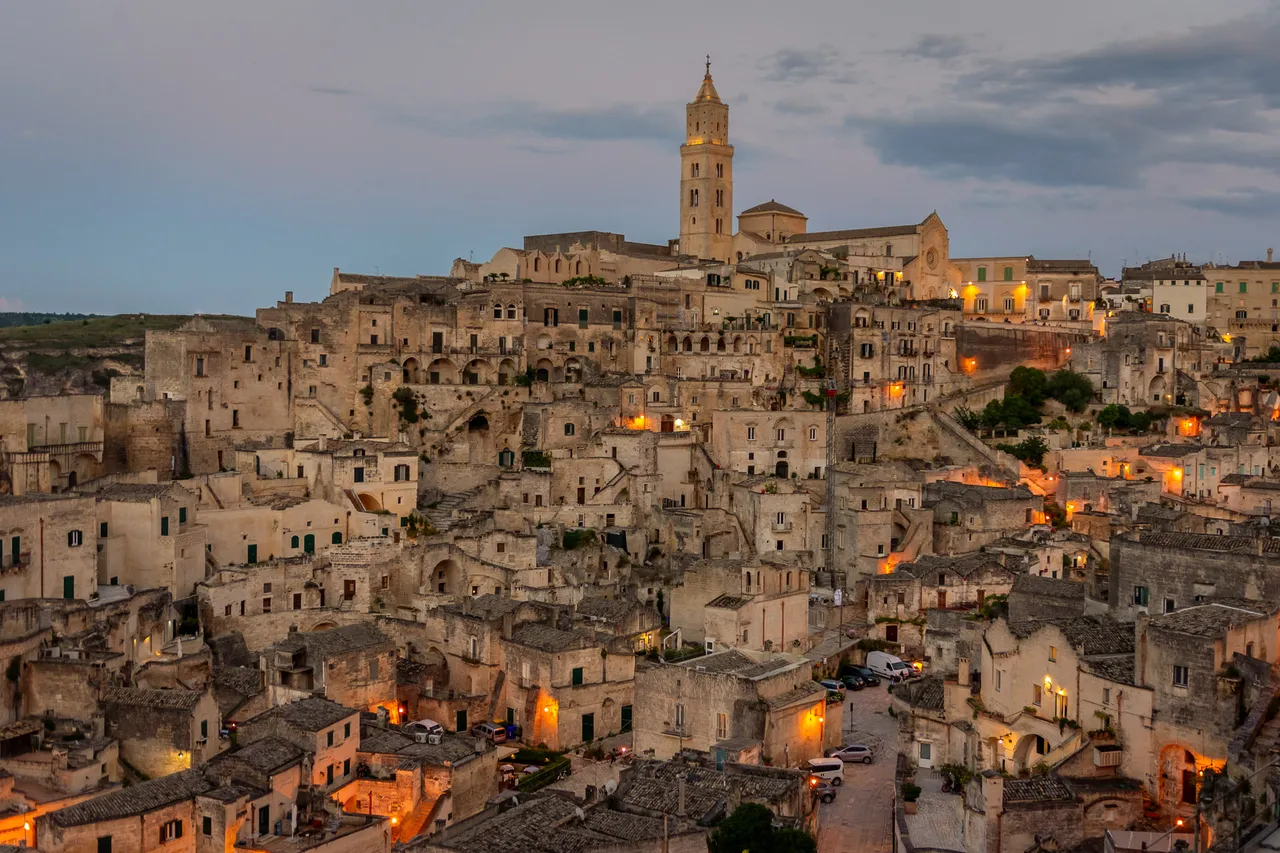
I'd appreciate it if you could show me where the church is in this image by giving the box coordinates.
[454,62,954,300]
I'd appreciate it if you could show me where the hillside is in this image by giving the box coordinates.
[0,313,251,398]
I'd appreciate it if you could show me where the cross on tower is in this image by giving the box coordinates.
[705,54,711,75]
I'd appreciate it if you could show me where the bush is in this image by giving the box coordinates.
[562,528,597,550]
[522,450,551,469]
[901,783,922,802]
[391,386,420,423]
[995,436,1050,468]
[1046,369,1094,412]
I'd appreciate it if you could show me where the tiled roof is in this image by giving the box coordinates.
[1003,775,1074,804]
[741,200,806,217]
[574,597,636,623]
[1134,531,1280,555]
[1148,602,1272,637]
[896,553,1012,580]
[1011,575,1087,600]
[91,483,177,503]
[766,683,827,710]
[101,686,202,711]
[214,666,264,697]
[435,794,582,853]
[1009,616,1134,656]
[673,650,801,680]
[48,769,212,826]
[507,623,594,653]
[1139,443,1204,458]
[1083,655,1135,686]
[789,224,919,243]
[896,676,944,711]
[706,594,751,609]
[247,697,357,733]
[445,594,525,620]
[206,736,305,775]
[270,623,391,657]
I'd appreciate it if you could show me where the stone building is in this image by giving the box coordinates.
[259,624,396,713]
[924,482,1041,555]
[100,686,222,779]
[237,697,362,794]
[89,483,206,597]
[0,394,105,496]
[0,493,98,602]
[632,649,839,765]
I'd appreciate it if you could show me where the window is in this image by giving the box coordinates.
[98,837,113,853]
[1032,684,1042,706]
[293,592,302,610]
[1003,267,1013,281]
[995,670,1003,692]
[675,702,685,729]
[1241,281,1249,293]
[564,423,576,436]
[1164,598,1176,614]
[394,464,410,481]
[1216,282,1224,293]
[232,409,240,428]
[202,816,212,836]
[809,426,817,441]
[1102,687,1111,705]
[747,426,756,441]
[572,667,584,686]
[99,522,108,538]
[1133,586,1149,607]
[67,529,83,547]
[1048,646,1056,662]
[1173,665,1189,688]
[716,163,723,178]
[195,357,205,377]
[345,721,351,738]
[160,517,170,537]
[776,428,786,441]
[160,819,183,843]
[716,712,728,739]
[344,758,351,776]
[977,267,987,282]
[354,467,365,483]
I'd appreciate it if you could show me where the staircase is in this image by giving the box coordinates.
[421,485,488,532]
[395,795,442,842]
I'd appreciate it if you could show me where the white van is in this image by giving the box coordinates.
[807,757,845,785]
[865,651,915,683]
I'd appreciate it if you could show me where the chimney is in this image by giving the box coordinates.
[285,291,294,303]
[676,775,687,817]
[958,657,971,687]
[1269,248,1274,263]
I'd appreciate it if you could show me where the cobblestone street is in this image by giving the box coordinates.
[817,685,900,853]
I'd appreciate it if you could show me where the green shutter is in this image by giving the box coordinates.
[63,576,74,600]
[1003,267,1013,281]
[977,267,987,282]
[179,507,187,524]
[247,544,257,564]
[1241,281,1249,293]
[160,517,169,536]
[1216,282,1224,292]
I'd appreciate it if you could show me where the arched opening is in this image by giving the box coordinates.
[661,415,675,433]
[427,358,458,385]
[66,471,77,488]
[291,535,300,549]
[402,357,421,384]
[534,358,553,383]
[700,336,710,352]
[309,620,338,631]
[331,532,342,545]
[428,559,461,595]
[775,460,789,478]
[667,335,678,353]
[732,336,742,353]
[716,337,726,352]
[682,336,693,353]
[507,304,517,320]
[357,493,383,512]
[1012,734,1050,772]
[1149,374,1167,404]
[303,534,316,554]
[497,358,518,386]
[463,359,491,385]
[564,359,581,382]
[468,414,490,432]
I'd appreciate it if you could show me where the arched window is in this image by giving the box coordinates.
[534,257,540,272]
[507,304,517,319]
[575,261,582,274]
[291,535,300,549]
[493,303,503,319]
[332,532,342,545]
[555,259,561,274]
[745,571,752,590]
[564,423,576,436]
[786,571,793,587]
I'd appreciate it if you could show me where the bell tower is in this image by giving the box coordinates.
[679,57,734,262]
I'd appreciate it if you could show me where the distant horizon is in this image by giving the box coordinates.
[3,1,1278,314]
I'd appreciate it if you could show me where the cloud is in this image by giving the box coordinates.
[757,45,854,84]
[773,99,827,116]
[902,34,970,61]
[310,86,357,97]
[851,9,1280,193]
[0,297,24,311]
[472,102,680,143]
[1182,188,1280,218]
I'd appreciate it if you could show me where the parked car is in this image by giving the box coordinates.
[809,778,838,804]
[826,743,875,764]
[840,664,881,687]
[807,757,845,785]
[471,721,508,743]
[818,679,846,695]
[865,651,916,683]
[841,673,866,691]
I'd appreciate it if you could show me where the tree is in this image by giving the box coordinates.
[1097,404,1130,432]
[1045,370,1094,413]
[995,436,1050,468]
[1008,366,1048,407]
[954,405,982,432]
[707,803,817,853]
[1130,410,1153,433]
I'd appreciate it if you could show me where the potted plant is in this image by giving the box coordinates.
[902,782,922,814]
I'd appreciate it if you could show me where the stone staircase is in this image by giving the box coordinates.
[421,485,487,532]
[395,795,442,842]
[1253,713,1280,759]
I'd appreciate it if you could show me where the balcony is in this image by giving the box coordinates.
[772,521,792,533]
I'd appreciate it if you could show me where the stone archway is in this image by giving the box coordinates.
[1012,733,1050,772]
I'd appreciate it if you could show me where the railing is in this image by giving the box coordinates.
[772,521,792,533]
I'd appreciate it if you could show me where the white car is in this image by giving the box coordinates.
[827,743,874,765]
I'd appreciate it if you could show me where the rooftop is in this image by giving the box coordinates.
[1003,775,1075,804]
[1009,616,1135,656]
[671,649,804,680]
[246,697,358,733]
[1148,602,1273,637]
[506,623,596,654]
[206,736,306,776]
[100,686,203,711]
[740,200,806,217]
[48,769,212,827]
[1011,574,1087,600]
[1132,531,1280,556]
[270,623,391,658]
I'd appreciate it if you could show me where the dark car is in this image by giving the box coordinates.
[809,778,838,804]
[841,673,866,691]
[841,664,881,687]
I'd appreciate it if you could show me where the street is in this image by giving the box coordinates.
[817,683,900,853]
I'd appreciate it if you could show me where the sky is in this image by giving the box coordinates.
[3,0,1279,314]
